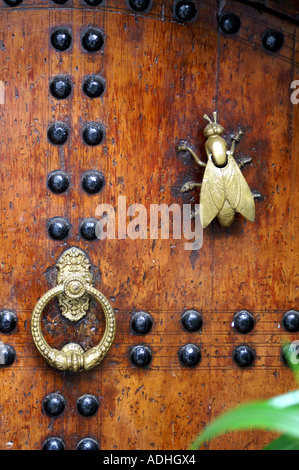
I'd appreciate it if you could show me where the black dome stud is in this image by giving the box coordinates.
[130,345,152,368]
[232,310,255,334]
[50,29,72,51]
[262,30,284,53]
[131,311,153,335]
[42,437,65,450]
[282,310,299,333]
[233,345,255,368]
[82,28,104,52]
[79,218,99,241]
[3,0,23,6]
[181,310,203,332]
[173,1,197,22]
[82,123,104,146]
[77,394,100,417]
[81,170,105,194]
[128,0,151,12]
[50,76,72,100]
[178,343,201,367]
[82,75,105,99]
[219,13,241,35]
[43,393,66,417]
[0,343,16,366]
[52,0,69,4]
[84,0,103,5]
[48,217,70,240]
[47,170,70,194]
[47,122,69,146]
[0,310,17,334]
[76,438,99,450]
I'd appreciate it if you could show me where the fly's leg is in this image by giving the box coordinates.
[230,130,243,157]
[178,146,207,168]
[230,130,254,170]
[190,207,200,220]
[180,182,202,193]
[252,189,263,200]
[230,130,252,169]
[238,156,253,169]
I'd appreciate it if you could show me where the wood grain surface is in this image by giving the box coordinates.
[0,0,298,450]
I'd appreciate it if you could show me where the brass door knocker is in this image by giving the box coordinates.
[180,111,260,228]
[31,247,116,372]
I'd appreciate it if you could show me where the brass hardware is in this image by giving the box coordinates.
[31,247,116,372]
[180,111,257,228]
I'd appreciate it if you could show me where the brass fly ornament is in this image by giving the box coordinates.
[31,247,116,372]
[180,111,258,228]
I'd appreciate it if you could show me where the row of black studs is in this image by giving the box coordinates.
[45,22,102,434]
[1,0,286,54]
[219,13,284,53]
[47,217,99,240]
[3,0,104,5]
[129,343,255,368]
[43,392,99,417]
[47,23,106,239]
[47,170,105,240]
[50,75,105,100]
[1,0,198,24]
[47,32,106,448]
[48,27,105,146]
[130,342,297,369]
[0,309,298,368]
[47,25,103,447]
[129,309,299,369]
[42,436,99,450]
[43,27,102,435]
[131,309,299,335]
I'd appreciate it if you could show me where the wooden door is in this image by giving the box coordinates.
[0,0,298,451]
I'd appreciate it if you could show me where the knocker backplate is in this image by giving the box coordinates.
[56,247,93,322]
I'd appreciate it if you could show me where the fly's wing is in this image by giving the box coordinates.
[222,155,255,222]
[200,159,225,228]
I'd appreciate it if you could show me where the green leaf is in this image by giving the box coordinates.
[264,434,299,450]
[281,341,299,386]
[268,390,299,408]
[190,391,299,450]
